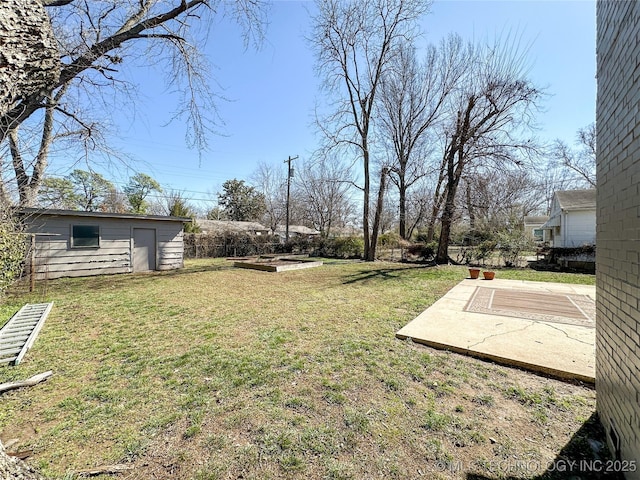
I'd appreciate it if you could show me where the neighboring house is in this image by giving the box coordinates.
[596,1,640,471]
[197,219,270,236]
[274,225,321,240]
[20,208,188,279]
[523,215,549,243]
[540,190,596,247]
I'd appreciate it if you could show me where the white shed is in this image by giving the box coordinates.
[20,208,189,279]
[541,190,596,248]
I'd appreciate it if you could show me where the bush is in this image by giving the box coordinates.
[281,236,313,254]
[334,236,364,258]
[404,241,437,261]
[377,232,401,249]
[475,240,497,264]
[312,236,364,259]
[496,230,533,267]
[1,210,27,294]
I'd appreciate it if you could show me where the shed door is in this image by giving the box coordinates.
[133,228,156,272]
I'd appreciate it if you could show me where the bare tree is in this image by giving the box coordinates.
[434,35,543,264]
[464,167,542,236]
[551,123,596,188]
[294,156,356,237]
[378,35,467,239]
[533,158,580,215]
[0,0,269,207]
[251,161,287,234]
[310,0,429,260]
[402,175,435,239]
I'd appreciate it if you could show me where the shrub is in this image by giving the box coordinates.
[496,230,533,267]
[1,209,27,294]
[404,241,437,261]
[282,236,313,254]
[377,232,401,249]
[475,240,497,264]
[312,236,364,259]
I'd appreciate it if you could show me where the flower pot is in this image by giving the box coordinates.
[468,268,481,279]
[483,271,495,280]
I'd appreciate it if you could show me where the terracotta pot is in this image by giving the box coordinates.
[468,268,481,279]
[483,271,495,280]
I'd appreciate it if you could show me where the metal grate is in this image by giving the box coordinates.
[0,303,53,365]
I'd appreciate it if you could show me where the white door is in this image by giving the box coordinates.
[133,228,156,272]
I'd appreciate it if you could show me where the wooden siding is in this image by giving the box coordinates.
[25,214,184,279]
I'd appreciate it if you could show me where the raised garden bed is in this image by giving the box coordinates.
[233,256,323,272]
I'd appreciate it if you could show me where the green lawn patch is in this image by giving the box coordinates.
[0,259,608,479]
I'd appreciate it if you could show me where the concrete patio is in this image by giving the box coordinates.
[396,278,596,383]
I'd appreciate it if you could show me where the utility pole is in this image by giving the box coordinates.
[284,155,299,242]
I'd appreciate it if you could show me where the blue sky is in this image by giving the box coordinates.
[53,0,596,206]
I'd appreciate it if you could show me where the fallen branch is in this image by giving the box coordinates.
[6,449,33,460]
[75,464,134,476]
[0,371,53,394]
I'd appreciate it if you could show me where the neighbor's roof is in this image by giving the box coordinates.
[555,189,596,210]
[523,215,549,225]
[198,219,269,234]
[19,208,190,222]
[275,225,320,235]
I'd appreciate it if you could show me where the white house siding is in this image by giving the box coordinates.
[561,210,596,247]
[596,0,640,473]
[25,213,184,279]
[543,193,596,248]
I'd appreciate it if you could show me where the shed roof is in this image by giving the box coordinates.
[19,208,189,222]
[555,189,596,210]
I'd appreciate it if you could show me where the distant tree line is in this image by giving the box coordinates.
[0,0,596,270]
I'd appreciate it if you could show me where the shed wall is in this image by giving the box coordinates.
[596,0,640,474]
[25,215,183,279]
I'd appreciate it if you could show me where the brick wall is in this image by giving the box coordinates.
[596,0,640,474]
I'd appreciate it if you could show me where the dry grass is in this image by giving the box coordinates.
[0,259,610,479]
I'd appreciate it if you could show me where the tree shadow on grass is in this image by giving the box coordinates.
[341,265,426,285]
[466,412,623,480]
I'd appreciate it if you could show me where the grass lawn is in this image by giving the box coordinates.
[0,259,608,479]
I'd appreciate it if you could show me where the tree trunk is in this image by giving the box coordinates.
[369,168,389,261]
[466,181,475,232]
[426,186,446,243]
[436,184,457,264]
[436,141,464,264]
[398,169,407,239]
[362,141,371,260]
[0,0,59,131]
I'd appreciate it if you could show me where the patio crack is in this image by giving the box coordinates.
[466,320,594,350]
[540,322,594,346]
[466,322,536,349]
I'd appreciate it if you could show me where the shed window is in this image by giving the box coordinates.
[72,225,100,248]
